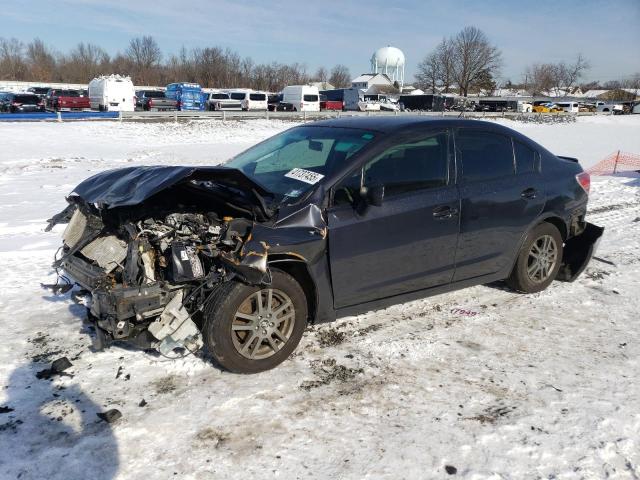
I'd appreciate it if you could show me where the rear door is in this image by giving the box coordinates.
[327,129,460,308]
[453,128,546,281]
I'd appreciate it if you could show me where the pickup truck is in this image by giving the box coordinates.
[135,90,178,111]
[267,94,295,112]
[44,89,91,112]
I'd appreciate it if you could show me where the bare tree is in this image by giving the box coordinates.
[62,42,110,82]
[25,38,56,81]
[415,50,440,92]
[0,37,28,80]
[559,54,590,91]
[436,38,455,93]
[126,36,162,84]
[329,64,351,88]
[450,26,502,97]
[523,54,590,95]
[524,63,556,95]
[314,67,328,82]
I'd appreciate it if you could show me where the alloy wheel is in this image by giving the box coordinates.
[527,234,558,283]
[231,288,296,360]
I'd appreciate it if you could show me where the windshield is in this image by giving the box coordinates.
[303,95,319,102]
[14,95,40,104]
[250,93,266,101]
[226,126,376,199]
[211,93,229,99]
[230,92,246,100]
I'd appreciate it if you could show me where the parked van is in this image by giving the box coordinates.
[282,85,320,112]
[165,83,205,111]
[204,91,243,111]
[555,102,580,113]
[228,90,268,111]
[88,75,136,112]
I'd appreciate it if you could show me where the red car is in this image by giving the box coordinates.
[319,94,343,111]
[44,89,91,112]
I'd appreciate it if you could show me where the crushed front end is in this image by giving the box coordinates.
[47,166,275,356]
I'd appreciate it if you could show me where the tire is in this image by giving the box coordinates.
[506,222,564,294]
[202,269,308,373]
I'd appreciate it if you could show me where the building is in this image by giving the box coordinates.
[351,73,394,91]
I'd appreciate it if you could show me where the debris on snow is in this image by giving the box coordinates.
[35,357,73,379]
[96,409,122,423]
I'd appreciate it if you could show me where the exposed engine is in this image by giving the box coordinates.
[51,201,268,356]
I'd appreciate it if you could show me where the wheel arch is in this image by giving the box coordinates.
[540,215,568,241]
[267,255,318,325]
[505,213,569,278]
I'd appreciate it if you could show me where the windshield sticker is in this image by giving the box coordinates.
[284,168,324,185]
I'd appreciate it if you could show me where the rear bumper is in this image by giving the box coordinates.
[557,222,605,281]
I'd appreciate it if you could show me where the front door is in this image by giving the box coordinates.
[327,129,460,309]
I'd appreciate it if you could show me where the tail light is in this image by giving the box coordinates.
[176,101,181,109]
[576,172,590,194]
[148,99,153,108]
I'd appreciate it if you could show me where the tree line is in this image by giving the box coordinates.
[0,36,352,91]
[415,26,638,96]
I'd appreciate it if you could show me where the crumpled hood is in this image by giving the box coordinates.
[71,165,268,208]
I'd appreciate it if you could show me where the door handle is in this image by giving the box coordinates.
[521,188,538,199]
[433,205,459,219]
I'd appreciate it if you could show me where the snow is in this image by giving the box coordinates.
[0,116,639,479]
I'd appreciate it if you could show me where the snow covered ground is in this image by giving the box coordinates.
[0,116,638,479]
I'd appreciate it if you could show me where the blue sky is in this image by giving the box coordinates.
[2,0,639,83]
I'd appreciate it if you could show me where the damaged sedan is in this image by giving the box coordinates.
[47,117,603,373]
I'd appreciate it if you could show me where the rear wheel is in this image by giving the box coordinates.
[202,269,307,373]
[506,222,563,293]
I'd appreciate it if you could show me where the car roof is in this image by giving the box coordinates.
[308,116,510,134]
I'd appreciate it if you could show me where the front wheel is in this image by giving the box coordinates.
[202,269,308,373]
[506,222,563,293]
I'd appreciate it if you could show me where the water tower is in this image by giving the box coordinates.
[370,46,405,88]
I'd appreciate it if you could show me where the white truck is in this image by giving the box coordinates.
[88,75,136,112]
[281,85,320,112]
[595,101,623,114]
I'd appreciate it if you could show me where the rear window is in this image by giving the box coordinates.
[230,92,246,100]
[143,91,165,98]
[457,129,514,182]
[59,90,80,97]
[13,95,40,104]
[250,93,266,101]
[304,95,319,102]
[514,141,539,174]
[210,93,229,99]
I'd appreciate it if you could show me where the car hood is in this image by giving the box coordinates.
[71,165,270,209]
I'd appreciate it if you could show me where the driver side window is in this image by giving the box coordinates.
[333,130,449,205]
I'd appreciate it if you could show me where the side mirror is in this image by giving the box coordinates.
[356,184,384,215]
[366,184,385,207]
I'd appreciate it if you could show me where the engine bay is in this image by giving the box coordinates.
[51,198,269,356]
